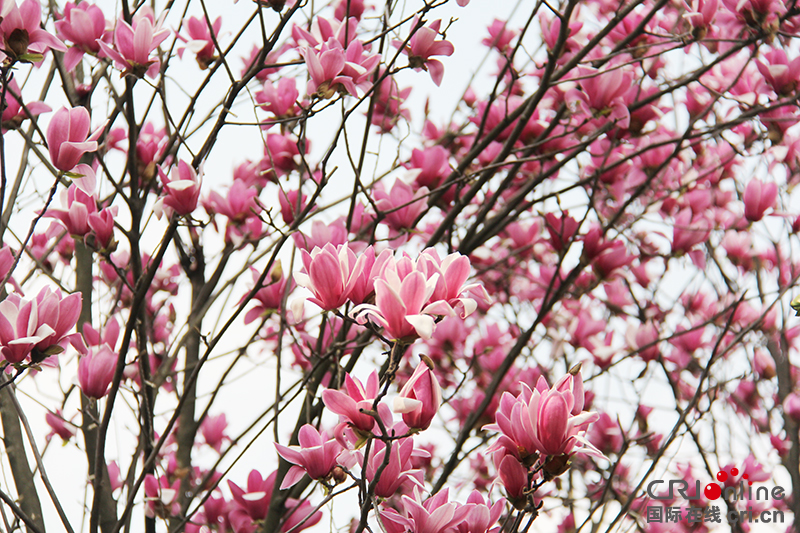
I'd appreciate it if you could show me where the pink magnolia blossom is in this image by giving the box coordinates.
[200,413,230,452]
[156,160,202,217]
[484,371,603,461]
[0,287,81,365]
[393,359,442,430]
[177,15,221,69]
[456,490,505,533]
[301,37,378,98]
[88,206,117,251]
[278,189,310,225]
[292,218,349,251]
[205,179,260,224]
[363,438,424,498]
[1,78,50,131]
[293,16,359,50]
[97,9,170,78]
[493,453,528,507]
[416,249,492,319]
[671,208,711,257]
[256,77,299,119]
[45,178,98,236]
[321,371,381,434]
[352,267,451,341]
[78,344,117,398]
[569,66,633,129]
[371,71,411,132]
[0,0,66,62]
[45,410,75,442]
[755,49,800,96]
[683,0,718,36]
[55,2,110,71]
[275,424,344,488]
[46,106,103,172]
[333,0,366,21]
[482,19,516,52]
[144,474,180,518]
[293,242,366,311]
[347,246,392,305]
[228,470,322,532]
[241,264,290,324]
[374,179,429,233]
[784,392,800,422]
[381,488,469,533]
[743,178,778,222]
[395,19,454,86]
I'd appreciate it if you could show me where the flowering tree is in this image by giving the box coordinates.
[0,0,799,532]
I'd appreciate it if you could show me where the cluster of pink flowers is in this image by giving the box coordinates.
[294,17,379,98]
[484,370,604,506]
[294,244,490,341]
[0,287,81,365]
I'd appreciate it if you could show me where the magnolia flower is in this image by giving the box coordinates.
[274,424,344,488]
[393,359,442,430]
[0,287,81,365]
[321,371,381,434]
[45,179,98,236]
[0,0,66,62]
[352,268,450,341]
[394,19,454,86]
[97,9,169,78]
[55,1,110,71]
[484,370,604,461]
[46,106,103,172]
[743,178,778,222]
[156,160,202,217]
[294,243,366,311]
[78,344,117,398]
[177,15,221,69]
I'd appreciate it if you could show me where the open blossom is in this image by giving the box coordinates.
[393,359,442,430]
[569,66,633,129]
[256,77,299,119]
[484,370,604,461]
[46,106,103,172]
[381,488,469,533]
[352,267,449,341]
[395,19,454,86]
[416,250,492,318]
[45,410,76,442]
[55,2,110,71]
[1,78,50,131]
[294,242,366,311]
[240,263,289,324]
[228,470,322,533]
[275,424,344,488]
[144,474,180,518]
[156,160,202,217]
[97,9,169,78]
[374,179,429,233]
[302,38,377,98]
[363,438,425,498]
[45,177,98,236]
[0,0,66,62]
[200,413,230,452]
[321,371,381,434]
[177,15,221,69]
[0,287,81,365]
[351,250,488,341]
